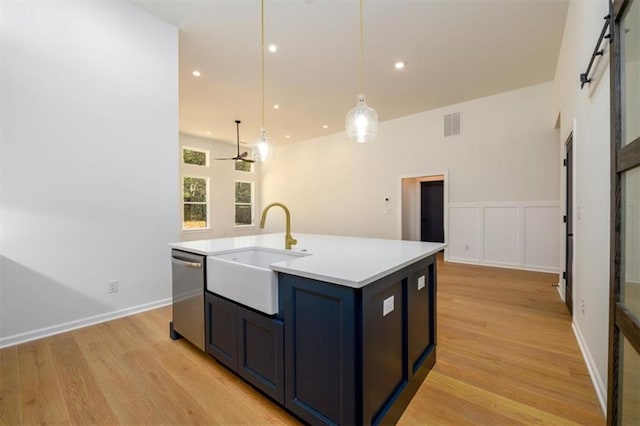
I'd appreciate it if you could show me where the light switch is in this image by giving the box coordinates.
[383,296,394,316]
[418,275,426,290]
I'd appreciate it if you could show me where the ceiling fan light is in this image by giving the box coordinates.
[253,128,274,161]
[346,94,378,143]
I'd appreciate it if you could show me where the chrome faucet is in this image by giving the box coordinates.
[259,202,297,250]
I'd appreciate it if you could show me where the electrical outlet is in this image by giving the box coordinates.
[108,280,118,294]
[464,244,470,251]
[418,275,426,290]
[383,296,394,316]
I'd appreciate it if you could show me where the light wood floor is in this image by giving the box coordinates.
[0,258,604,425]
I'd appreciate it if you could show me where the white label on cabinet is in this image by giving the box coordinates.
[418,275,426,290]
[383,296,394,316]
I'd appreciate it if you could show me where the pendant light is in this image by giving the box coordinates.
[345,0,378,143]
[254,0,274,161]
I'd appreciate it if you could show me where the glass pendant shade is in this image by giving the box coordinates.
[253,128,273,161]
[345,94,378,143]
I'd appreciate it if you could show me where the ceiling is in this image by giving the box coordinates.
[132,0,569,145]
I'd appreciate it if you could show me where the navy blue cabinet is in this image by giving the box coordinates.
[205,292,238,371]
[407,264,436,374]
[280,255,437,426]
[237,305,284,404]
[204,253,437,426]
[361,273,406,425]
[280,275,358,425]
[205,292,285,404]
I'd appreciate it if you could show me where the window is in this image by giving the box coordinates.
[183,147,208,166]
[235,181,253,226]
[183,176,208,229]
[235,160,252,172]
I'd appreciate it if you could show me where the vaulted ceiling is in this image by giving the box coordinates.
[132,0,569,145]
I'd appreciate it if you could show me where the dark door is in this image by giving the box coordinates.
[420,181,444,243]
[565,136,573,315]
[607,2,640,424]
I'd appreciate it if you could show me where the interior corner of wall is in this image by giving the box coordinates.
[553,110,561,130]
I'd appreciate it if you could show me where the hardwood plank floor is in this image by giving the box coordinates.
[0,258,604,425]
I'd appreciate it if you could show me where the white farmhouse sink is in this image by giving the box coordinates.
[207,247,309,315]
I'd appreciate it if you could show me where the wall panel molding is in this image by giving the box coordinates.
[447,201,560,273]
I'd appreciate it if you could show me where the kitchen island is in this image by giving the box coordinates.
[170,233,445,425]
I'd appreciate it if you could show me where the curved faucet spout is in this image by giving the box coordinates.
[259,202,297,250]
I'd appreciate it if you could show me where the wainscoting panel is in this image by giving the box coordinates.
[447,202,560,273]
[448,207,481,262]
[483,207,519,266]
[524,206,561,271]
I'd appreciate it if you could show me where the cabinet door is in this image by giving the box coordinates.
[280,274,357,426]
[205,292,238,371]
[237,306,284,404]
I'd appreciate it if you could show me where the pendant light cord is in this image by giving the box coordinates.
[360,0,364,96]
[261,0,265,131]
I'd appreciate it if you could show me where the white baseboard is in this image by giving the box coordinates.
[556,281,565,301]
[572,322,607,414]
[0,298,172,349]
[445,257,560,274]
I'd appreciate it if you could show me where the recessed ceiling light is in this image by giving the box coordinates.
[268,44,277,53]
[192,70,201,77]
[323,124,328,129]
[394,62,405,70]
[206,131,211,135]
[285,135,291,139]
[273,104,280,109]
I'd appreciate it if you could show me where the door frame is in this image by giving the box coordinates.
[558,121,578,304]
[564,133,574,316]
[398,171,449,253]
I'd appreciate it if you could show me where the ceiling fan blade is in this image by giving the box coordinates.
[214,122,252,162]
[239,152,255,162]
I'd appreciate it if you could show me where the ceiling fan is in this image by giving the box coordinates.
[214,120,255,163]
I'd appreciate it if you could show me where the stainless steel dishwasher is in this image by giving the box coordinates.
[169,249,205,350]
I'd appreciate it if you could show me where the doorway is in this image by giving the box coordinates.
[420,181,445,243]
[565,135,573,316]
[400,173,447,247]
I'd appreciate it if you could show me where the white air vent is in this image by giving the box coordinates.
[443,112,462,137]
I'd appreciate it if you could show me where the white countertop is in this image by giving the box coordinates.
[170,233,445,288]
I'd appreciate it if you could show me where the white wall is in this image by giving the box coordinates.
[401,178,418,240]
[552,0,611,412]
[179,133,261,241]
[262,82,560,271]
[0,1,178,346]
